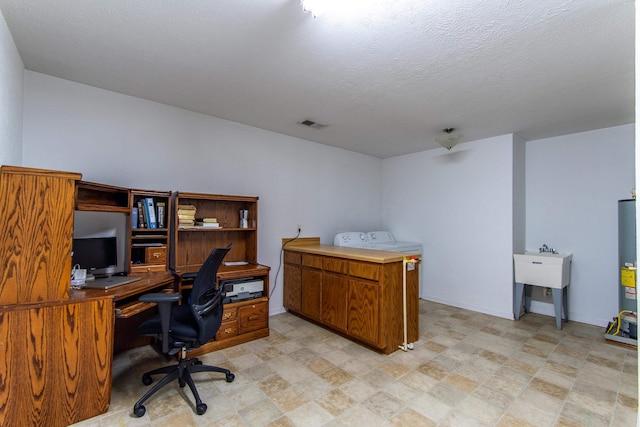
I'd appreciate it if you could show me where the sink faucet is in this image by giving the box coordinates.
[539,244,556,254]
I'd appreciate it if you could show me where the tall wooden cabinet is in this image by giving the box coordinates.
[0,166,113,427]
[0,166,81,304]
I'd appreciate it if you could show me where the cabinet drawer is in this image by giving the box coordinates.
[216,320,238,340]
[302,254,323,269]
[349,262,380,281]
[221,306,238,322]
[130,263,166,273]
[324,257,348,274]
[284,251,301,265]
[145,246,167,264]
[238,301,268,333]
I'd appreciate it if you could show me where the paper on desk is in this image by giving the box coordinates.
[223,261,249,266]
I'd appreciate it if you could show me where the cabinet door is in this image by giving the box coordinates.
[283,263,302,312]
[322,272,348,331]
[347,278,379,345]
[0,167,80,304]
[301,267,322,321]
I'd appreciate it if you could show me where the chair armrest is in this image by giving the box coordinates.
[140,293,181,304]
[181,272,198,280]
[139,292,181,354]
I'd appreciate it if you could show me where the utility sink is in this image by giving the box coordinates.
[513,252,573,289]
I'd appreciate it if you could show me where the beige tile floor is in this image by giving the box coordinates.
[73,300,638,426]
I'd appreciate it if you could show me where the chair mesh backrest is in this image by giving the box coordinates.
[190,244,231,344]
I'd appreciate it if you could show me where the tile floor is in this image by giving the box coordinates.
[72,300,638,426]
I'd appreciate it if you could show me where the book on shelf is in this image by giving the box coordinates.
[137,201,146,228]
[201,217,217,223]
[177,204,197,228]
[156,201,166,228]
[177,204,197,213]
[131,207,138,229]
[145,198,157,228]
[194,221,221,228]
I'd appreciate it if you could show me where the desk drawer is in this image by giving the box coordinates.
[130,263,166,273]
[238,301,268,333]
[216,320,238,340]
[145,246,167,265]
[222,306,238,322]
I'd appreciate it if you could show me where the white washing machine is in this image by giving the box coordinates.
[333,232,371,248]
[334,231,424,297]
[366,231,423,254]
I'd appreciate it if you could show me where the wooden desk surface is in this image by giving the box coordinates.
[69,272,174,302]
[217,263,270,280]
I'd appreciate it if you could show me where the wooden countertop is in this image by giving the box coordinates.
[283,244,419,263]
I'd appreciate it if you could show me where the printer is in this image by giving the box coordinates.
[221,277,263,302]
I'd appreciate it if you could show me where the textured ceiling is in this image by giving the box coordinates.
[0,0,634,158]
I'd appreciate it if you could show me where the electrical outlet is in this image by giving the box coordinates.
[543,287,552,297]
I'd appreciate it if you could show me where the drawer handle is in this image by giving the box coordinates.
[224,328,232,334]
[224,313,232,319]
[152,252,161,258]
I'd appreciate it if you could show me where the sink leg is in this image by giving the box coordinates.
[551,288,566,330]
[563,286,569,323]
[514,282,524,320]
[524,285,532,313]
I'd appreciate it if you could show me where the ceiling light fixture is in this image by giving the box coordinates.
[435,127,463,150]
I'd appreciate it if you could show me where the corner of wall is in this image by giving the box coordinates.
[0,8,24,166]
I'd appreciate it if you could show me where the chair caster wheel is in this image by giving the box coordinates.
[196,403,207,415]
[226,373,235,382]
[142,374,153,386]
[134,405,146,417]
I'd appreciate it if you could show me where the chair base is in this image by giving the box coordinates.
[133,356,235,417]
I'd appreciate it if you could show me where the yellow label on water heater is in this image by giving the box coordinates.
[621,268,636,288]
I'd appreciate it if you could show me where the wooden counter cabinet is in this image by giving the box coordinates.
[283,244,419,354]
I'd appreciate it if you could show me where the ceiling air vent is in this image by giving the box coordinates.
[298,119,327,129]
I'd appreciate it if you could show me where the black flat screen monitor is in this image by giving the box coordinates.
[72,236,117,276]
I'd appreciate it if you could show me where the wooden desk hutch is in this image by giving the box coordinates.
[170,192,270,356]
[0,166,269,427]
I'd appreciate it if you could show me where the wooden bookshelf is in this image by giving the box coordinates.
[128,189,172,274]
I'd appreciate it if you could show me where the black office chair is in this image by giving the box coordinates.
[133,244,234,417]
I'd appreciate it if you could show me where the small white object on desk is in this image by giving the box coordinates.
[223,261,249,266]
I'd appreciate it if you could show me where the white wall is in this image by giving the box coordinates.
[0,9,23,165]
[526,125,635,326]
[22,71,383,315]
[382,135,520,319]
[382,125,634,326]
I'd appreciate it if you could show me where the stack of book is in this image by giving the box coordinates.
[195,217,221,228]
[136,197,159,228]
[177,205,197,228]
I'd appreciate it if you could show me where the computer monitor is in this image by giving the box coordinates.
[72,236,118,277]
